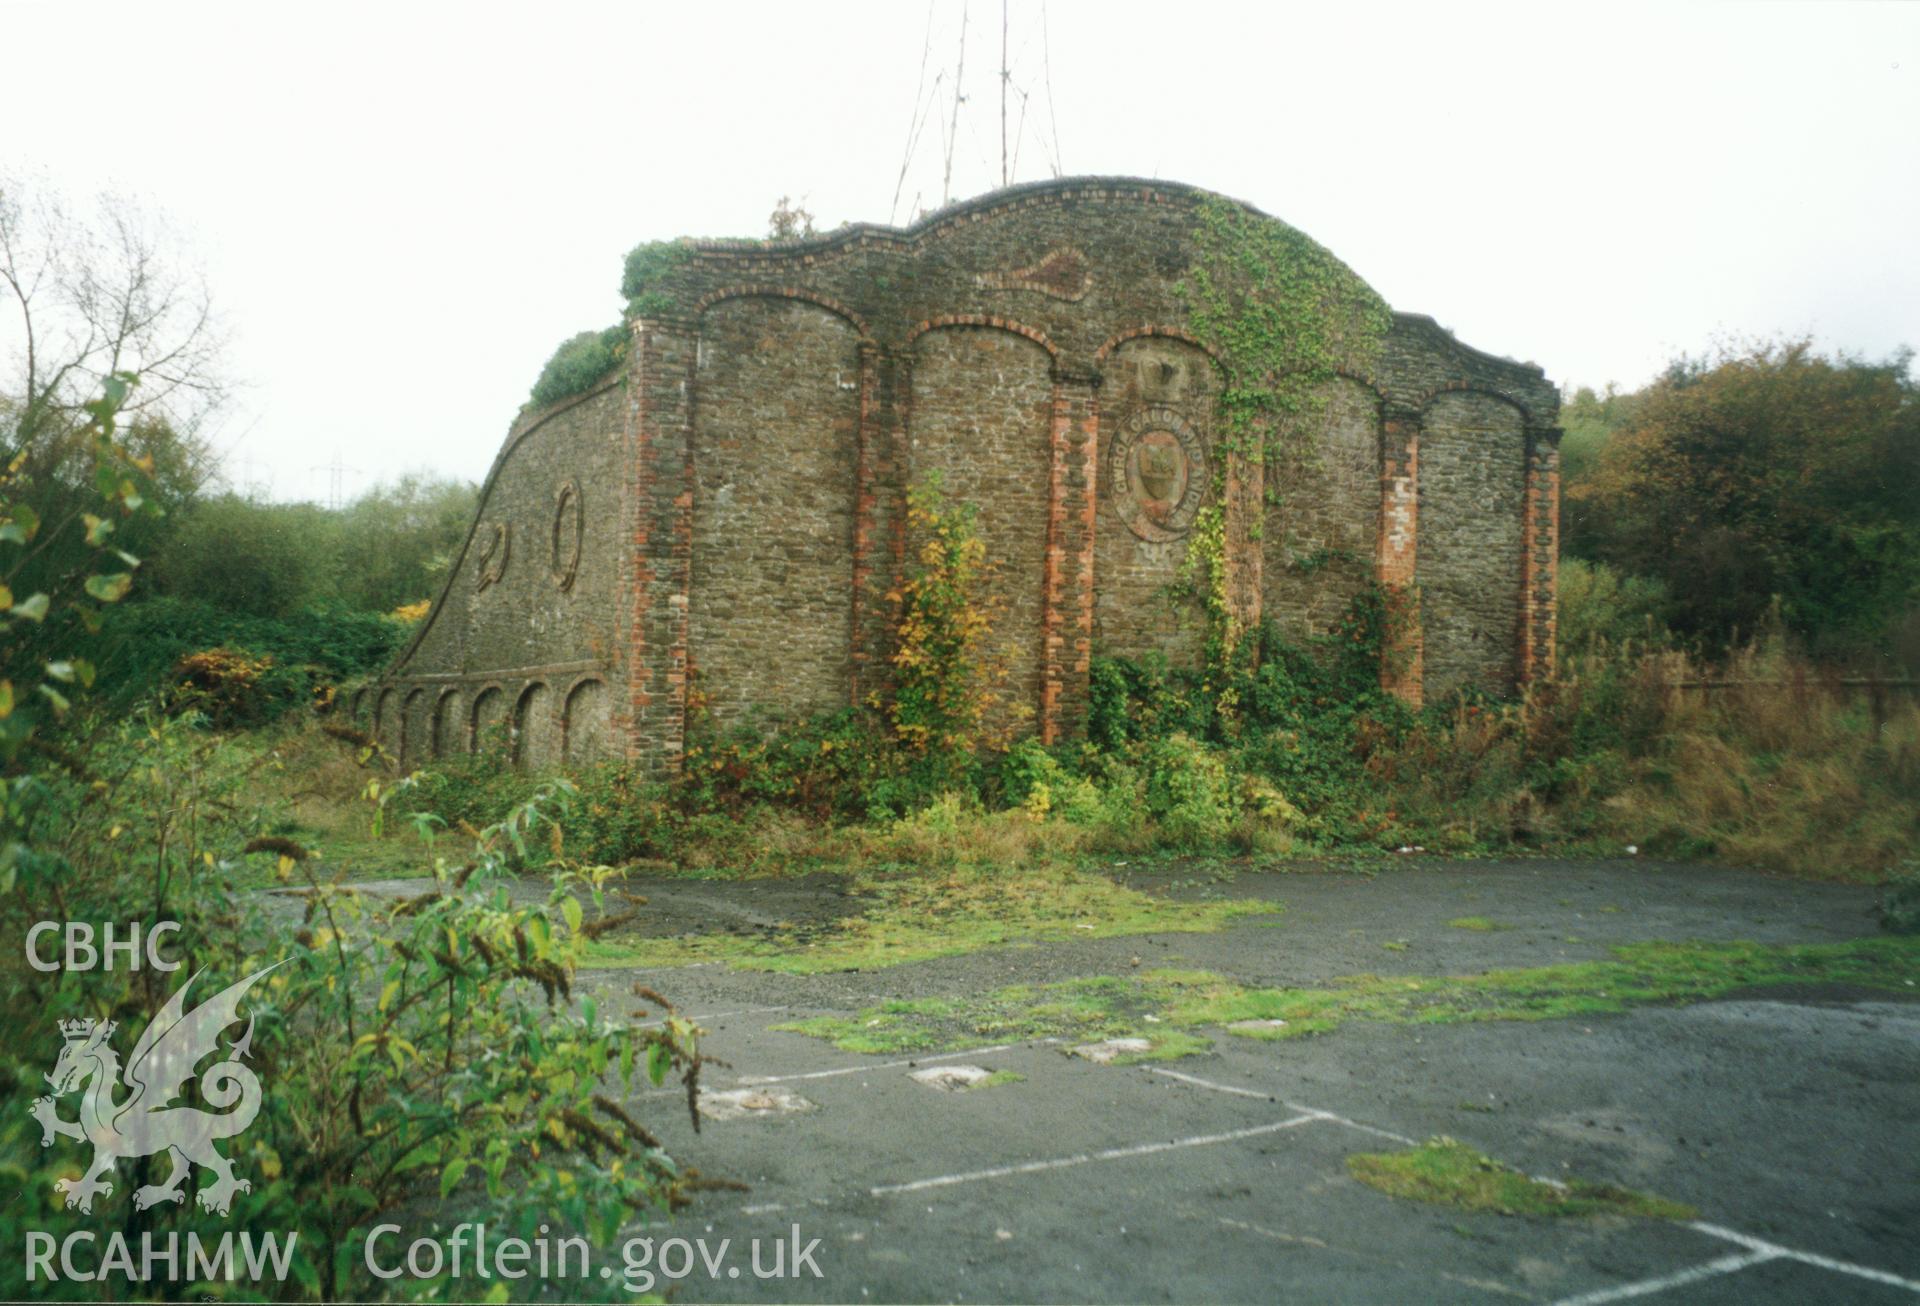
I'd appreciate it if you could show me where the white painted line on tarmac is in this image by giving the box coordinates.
[1146,1067,1276,1100]
[1688,1222,1920,1294]
[1548,1251,1777,1305]
[635,1004,787,1029]
[1301,1109,1418,1147]
[1143,1068,1417,1145]
[737,1042,1042,1085]
[870,1113,1323,1196]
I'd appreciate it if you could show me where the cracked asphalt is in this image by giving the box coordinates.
[527,861,1919,1301]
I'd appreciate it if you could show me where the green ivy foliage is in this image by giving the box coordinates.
[1179,196,1392,461]
[620,239,694,316]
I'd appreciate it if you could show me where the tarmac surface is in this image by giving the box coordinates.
[471,860,1920,1302]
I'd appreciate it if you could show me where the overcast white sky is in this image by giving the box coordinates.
[3,0,1916,502]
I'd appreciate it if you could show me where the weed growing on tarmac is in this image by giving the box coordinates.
[1446,916,1509,932]
[780,936,1920,1053]
[580,867,1277,974]
[973,1070,1027,1089]
[1347,1137,1696,1219]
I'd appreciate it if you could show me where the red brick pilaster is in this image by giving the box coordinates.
[1223,430,1264,650]
[616,318,698,772]
[1378,406,1423,706]
[1043,370,1101,743]
[849,341,883,705]
[1520,428,1562,686]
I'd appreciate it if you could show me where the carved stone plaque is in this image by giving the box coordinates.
[475,521,510,591]
[551,480,582,591]
[1109,406,1207,542]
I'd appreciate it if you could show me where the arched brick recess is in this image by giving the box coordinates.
[691,296,862,727]
[516,681,557,768]
[562,678,608,764]
[1094,333,1222,665]
[1419,390,1528,697]
[695,285,873,341]
[432,688,466,757]
[374,688,396,756]
[400,688,429,770]
[471,684,507,753]
[1264,377,1384,642]
[908,324,1055,731]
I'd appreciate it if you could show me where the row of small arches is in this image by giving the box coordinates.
[352,677,609,771]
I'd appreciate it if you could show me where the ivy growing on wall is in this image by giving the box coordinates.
[1174,195,1394,676]
[1178,195,1392,462]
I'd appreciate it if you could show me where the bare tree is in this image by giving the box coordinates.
[766,195,818,240]
[0,172,226,485]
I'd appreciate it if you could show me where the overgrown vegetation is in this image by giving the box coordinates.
[1347,1138,1695,1220]
[1,379,705,1300]
[778,936,1920,1055]
[528,324,627,410]
[400,580,1918,884]
[1562,340,1919,662]
[1179,195,1392,459]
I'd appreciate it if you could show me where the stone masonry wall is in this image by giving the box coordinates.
[371,179,1561,770]
[1094,335,1219,665]
[691,297,862,727]
[908,326,1055,731]
[359,378,625,763]
[1263,377,1382,644]
[1418,390,1528,697]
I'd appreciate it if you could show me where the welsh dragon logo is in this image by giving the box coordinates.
[31,963,281,1216]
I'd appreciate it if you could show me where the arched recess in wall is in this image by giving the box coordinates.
[907,322,1055,731]
[516,682,556,769]
[1418,390,1528,698]
[401,688,430,770]
[374,688,395,755]
[1094,333,1223,666]
[471,685,507,754]
[690,296,862,728]
[1262,376,1384,643]
[562,678,608,764]
[349,688,367,724]
[432,688,466,758]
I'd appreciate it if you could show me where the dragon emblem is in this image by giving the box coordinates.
[30,963,281,1216]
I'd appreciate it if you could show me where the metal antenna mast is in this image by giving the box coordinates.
[309,453,360,510]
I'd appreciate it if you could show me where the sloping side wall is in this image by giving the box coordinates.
[356,378,626,766]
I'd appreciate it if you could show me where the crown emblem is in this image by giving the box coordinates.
[59,1018,110,1041]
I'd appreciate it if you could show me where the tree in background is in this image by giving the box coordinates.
[328,472,477,611]
[0,171,225,475]
[1564,340,1920,661]
[153,493,336,618]
[2,174,226,688]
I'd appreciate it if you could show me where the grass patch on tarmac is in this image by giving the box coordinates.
[1348,1137,1696,1220]
[779,935,1920,1054]
[1446,916,1508,932]
[580,867,1276,974]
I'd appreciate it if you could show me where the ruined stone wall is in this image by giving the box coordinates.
[1418,390,1529,697]
[1094,335,1219,666]
[1263,377,1383,644]
[369,179,1561,770]
[357,378,626,767]
[691,298,862,727]
[908,326,1056,728]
